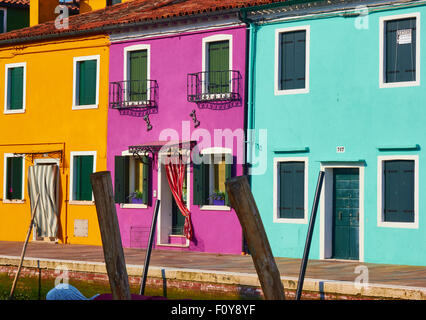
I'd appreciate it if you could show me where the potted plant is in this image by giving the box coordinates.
[129,190,144,204]
[209,191,226,206]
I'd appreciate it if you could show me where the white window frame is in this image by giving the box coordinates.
[379,12,420,88]
[3,153,25,203]
[199,147,232,211]
[123,44,151,104]
[4,62,26,114]
[273,157,309,224]
[69,151,97,204]
[274,25,310,96]
[119,150,148,209]
[377,155,419,229]
[72,55,100,110]
[202,34,233,96]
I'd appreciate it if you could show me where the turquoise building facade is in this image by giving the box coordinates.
[244,0,426,266]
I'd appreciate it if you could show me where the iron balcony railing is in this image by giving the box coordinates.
[109,79,158,109]
[187,70,241,103]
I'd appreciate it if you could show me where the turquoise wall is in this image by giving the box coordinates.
[251,5,425,266]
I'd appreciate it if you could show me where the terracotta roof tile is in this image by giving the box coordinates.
[0,0,29,7]
[0,0,286,44]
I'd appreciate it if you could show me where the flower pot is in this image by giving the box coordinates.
[213,199,225,206]
[131,198,143,204]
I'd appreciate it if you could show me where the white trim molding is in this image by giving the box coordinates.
[273,157,309,224]
[69,151,97,204]
[379,12,420,88]
[4,62,27,114]
[377,155,419,229]
[274,25,310,96]
[72,55,100,110]
[319,162,365,262]
[3,153,25,203]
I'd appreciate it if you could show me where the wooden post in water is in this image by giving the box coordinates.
[90,171,131,300]
[225,176,285,300]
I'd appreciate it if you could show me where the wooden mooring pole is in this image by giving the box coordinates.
[90,171,131,300]
[225,176,285,300]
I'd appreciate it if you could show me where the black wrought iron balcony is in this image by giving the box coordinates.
[109,79,158,109]
[187,70,241,103]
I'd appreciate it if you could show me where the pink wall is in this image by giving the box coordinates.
[107,25,246,254]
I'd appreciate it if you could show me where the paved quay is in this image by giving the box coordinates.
[0,241,425,300]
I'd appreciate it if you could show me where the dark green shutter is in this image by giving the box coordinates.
[114,156,129,204]
[193,155,207,206]
[280,31,306,90]
[6,157,23,200]
[224,162,232,206]
[208,40,229,94]
[385,18,416,83]
[73,155,94,201]
[0,11,4,34]
[279,162,304,219]
[142,156,150,205]
[384,160,414,222]
[78,60,97,106]
[129,50,147,101]
[8,67,24,110]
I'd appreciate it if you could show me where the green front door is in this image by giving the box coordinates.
[171,197,185,235]
[332,168,359,260]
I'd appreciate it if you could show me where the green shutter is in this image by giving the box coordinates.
[224,162,232,206]
[208,40,229,94]
[384,160,414,222]
[385,18,416,83]
[73,155,94,201]
[78,60,97,106]
[129,50,147,101]
[279,162,304,219]
[114,156,129,204]
[142,156,150,205]
[8,67,24,110]
[0,11,4,34]
[193,155,207,206]
[6,157,23,200]
[280,31,306,90]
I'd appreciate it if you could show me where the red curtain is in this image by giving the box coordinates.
[165,162,193,240]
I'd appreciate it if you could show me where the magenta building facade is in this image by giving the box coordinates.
[107,17,247,254]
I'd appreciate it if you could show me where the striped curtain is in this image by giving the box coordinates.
[27,165,59,238]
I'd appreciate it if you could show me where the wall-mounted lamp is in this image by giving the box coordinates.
[189,109,200,128]
[143,115,152,131]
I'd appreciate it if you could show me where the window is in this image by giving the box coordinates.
[70,152,96,202]
[4,63,26,113]
[202,34,232,95]
[193,152,232,209]
[125,46,149,102]
[3,154,24,202]
[114,155,150,207]
[380,13,420,88]
[107,0,121,5]
[0,9,6,34]
[73,56,100,109]
[275,26,310,95]
[378,156,418,228]
[273,158,308,223]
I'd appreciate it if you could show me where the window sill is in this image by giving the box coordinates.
[2,199,25,204]
[157,242,189,248]
[69,200,95,206]
[274,87,309,96]
[274,217,308,224]
[377,221,418,229]
[120,203,148,209]
[72,104,99,110]
[380,80,419,89]
[200,205,231,211]
[4,109,25,114]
